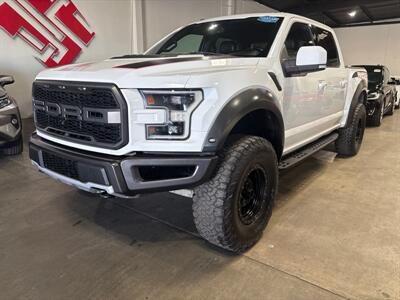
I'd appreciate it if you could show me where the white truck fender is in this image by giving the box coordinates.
[340,69,368,127]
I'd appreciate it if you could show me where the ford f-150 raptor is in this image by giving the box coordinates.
[29,13,368,252]
[0,75,22,155]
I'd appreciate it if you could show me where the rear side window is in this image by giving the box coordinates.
[281,22,314,60]
[312,27,340,67]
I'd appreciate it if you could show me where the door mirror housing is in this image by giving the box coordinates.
[0,75,14,87]
[282,46,327,76]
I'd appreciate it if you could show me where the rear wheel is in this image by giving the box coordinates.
[192,136,278,253]
[336,103,366,157]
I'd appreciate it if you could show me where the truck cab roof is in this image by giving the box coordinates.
[193,12,333,31]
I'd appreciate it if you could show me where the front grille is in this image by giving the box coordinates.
[33,81,128,149]
[33,84,118,109]
[35,110,121,144]
[42,152,79,180]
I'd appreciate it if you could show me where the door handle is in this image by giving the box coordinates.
[340,80,347,88]
[318,80,327,91]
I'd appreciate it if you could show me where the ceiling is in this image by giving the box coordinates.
[255,0,400,27]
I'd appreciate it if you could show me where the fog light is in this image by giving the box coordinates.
[168,125,179,135]
[147,122,184,139]
[11,118,18,125]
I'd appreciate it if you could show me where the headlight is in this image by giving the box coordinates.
[0,96,11,109]
[140,90,203,140]
[367,92,380,100]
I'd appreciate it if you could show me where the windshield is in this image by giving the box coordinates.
[146,16,283,57]
[357,66,383,86]
[366,68,383,84]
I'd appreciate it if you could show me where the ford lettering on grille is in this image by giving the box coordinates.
[32,81,128,149]
[33,101,121,124]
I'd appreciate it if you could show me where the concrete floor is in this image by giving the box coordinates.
[0,115,399,300]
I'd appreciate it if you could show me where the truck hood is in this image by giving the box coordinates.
[36,55,260,89]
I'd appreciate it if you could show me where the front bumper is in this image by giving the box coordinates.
[29,133,218,197]
[0,98,22,146]
[366,97,381,116]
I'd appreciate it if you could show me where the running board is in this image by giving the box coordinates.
[279,133,339,170]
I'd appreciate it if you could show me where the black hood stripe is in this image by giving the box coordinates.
[115,57,210,69]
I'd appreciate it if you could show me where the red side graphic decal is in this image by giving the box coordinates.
[0,0,95,67]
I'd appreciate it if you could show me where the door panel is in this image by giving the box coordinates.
[281,22,347,154]
[311,26,347,127]
[280,22,321,151]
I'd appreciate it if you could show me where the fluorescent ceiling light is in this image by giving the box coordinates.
[209,24,218,30]
[348,10,357,17]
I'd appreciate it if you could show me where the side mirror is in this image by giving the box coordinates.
[0,75,14,87]
[283,46,327,76]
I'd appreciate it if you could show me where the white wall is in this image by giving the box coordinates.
[335,23,400,75]
[0,0,274,118]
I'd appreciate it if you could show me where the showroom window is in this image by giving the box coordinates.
[312,26,341,67]
[281,22,315,60]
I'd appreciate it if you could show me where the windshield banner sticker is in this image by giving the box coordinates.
[257,16,280,23]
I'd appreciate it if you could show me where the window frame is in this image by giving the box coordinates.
[311,25,341,68]
[279,21,315,74]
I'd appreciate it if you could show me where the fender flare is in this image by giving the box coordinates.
[202,88,284,156]
[346,81,368,127]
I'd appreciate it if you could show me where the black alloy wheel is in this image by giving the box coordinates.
[238,166,267,226]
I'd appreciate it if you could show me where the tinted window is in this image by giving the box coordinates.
[354,66,383,89]
[281,22,314,60]
[168,34,203,54]
[312,27,340,67]
[147,17,283,57]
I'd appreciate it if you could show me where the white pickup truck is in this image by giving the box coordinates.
[30,13,368,252]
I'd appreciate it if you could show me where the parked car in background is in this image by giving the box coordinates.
[353,65,396,126]
[0,75,23,155]
[389,76,400,109]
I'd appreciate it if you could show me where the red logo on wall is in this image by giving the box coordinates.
[0,0,95,67]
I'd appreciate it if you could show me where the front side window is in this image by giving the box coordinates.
[312,26,340,67]
[281,22,314,61]
[147,17,283,57]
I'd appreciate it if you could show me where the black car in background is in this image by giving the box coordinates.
[0,75,23,155]
[353,65,396,127]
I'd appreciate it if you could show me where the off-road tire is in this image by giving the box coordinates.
[193,136,278,253]
[336,103,366,157]
[367,101,383,127]
[1,137,23,156]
